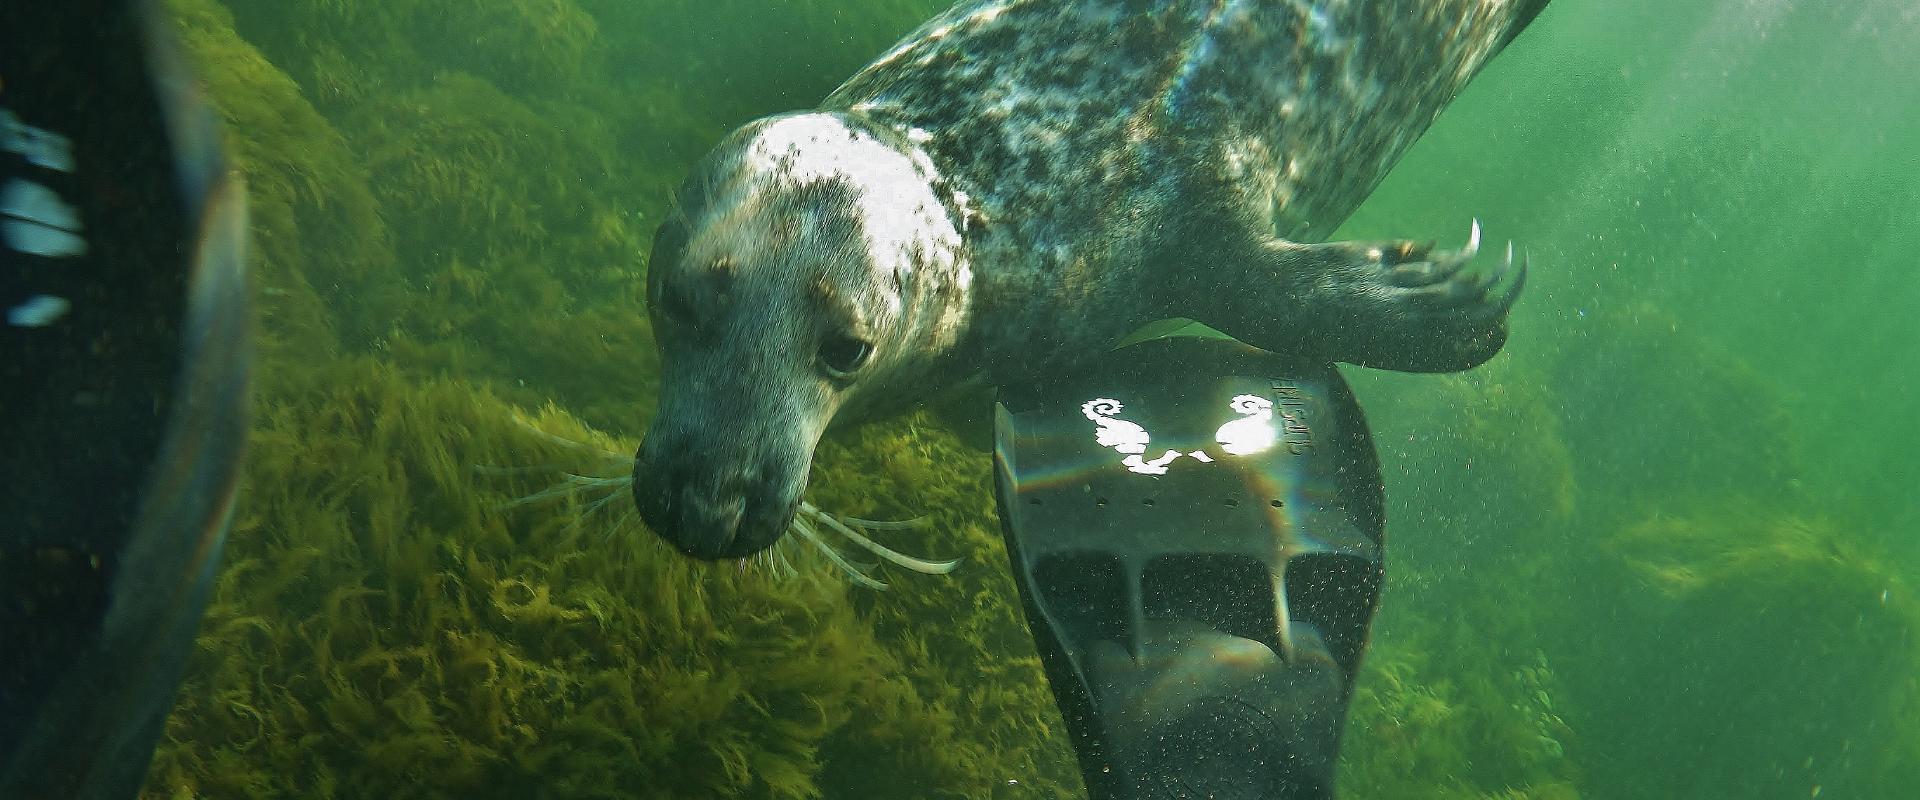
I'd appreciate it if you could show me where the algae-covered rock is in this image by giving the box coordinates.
[1343,635,1581,800]
[576,0,951,126]
[1558,507,1920,798]
[338,68,663,430]
[405,0,600,95]
[142,358,874,799]
[808,414,1084,799]
[138,357,1077,799]
[213,0,426,113]
[1574,506,1920,794]
[219,0,597,107]
[165,0,399,355]
[343,72,631,272]
[1545,301,1802,517]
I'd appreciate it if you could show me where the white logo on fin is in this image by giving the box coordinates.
[3,178,87,257]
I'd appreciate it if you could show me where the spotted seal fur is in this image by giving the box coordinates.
[635,0,1549,560]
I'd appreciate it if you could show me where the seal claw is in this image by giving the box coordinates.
[1387,220,1485,288]
[1493,248,1529,316]
[1276,220,1528,371]
[1462,242,1527,321]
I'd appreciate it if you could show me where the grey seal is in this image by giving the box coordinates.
[635,0,1546,559]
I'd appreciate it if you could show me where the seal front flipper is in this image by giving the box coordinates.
[1205,222,1528,373]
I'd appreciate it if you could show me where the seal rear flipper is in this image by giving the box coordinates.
[1203,222,1528,373]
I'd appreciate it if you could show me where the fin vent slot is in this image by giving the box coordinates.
[1283,553,1382,677]
[1031,553,1130,651]
[1142,554,1276,653]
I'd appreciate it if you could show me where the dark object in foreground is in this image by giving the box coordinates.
[995,336,1383,799]
[1,2,250,797]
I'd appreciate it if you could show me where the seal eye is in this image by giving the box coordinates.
[656,287,699,328]
[818,333,872,379]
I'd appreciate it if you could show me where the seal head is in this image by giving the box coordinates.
[634,112,970,559]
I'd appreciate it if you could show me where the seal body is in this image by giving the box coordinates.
[637,0,1547,559]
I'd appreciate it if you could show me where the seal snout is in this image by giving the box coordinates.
[632,433,802,561]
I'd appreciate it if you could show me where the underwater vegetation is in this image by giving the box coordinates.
[147,358,867,799]
[143,0,1919,797]
[163,0,394,358]
[141,355,1076,799]
[1341,636,1580,800]
[804,420,1084,797]
[1343,299,1920,799]
[213,0,594,110]
[1340,357,1587,800]
[571,0,952,128]
[1577,508,1919,797]
[1532,308,1918,795]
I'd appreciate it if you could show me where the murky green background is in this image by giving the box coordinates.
[144,0,1918,797]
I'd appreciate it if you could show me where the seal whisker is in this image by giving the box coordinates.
[492,414,957,586]
[482,415,645,540]
[562,473,637,493]
[770,537,800,579]
[494,473,630,511]
[472,463,575,477]
[665,186,691,232]
[829,514,933,532]
[791,516,890,591]
[577,489,629,522]
[602,507,640,541]
[798,503,961,576]
[495,482,597,510]
[762,539,802,580]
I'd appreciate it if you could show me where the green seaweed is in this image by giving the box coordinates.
[1343,638,1582,799]
[145,359,869,799]
[405,0,601,95]
[165,0,399,355]
[1354,354,1579,573]
[1544,302,1803,518]
[1559,507,1920,797]
[342,72,626,271]
[808,416,1084,799]
[139,359,1078,798]
[216,0,596,107]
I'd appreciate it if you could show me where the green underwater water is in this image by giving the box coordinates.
[142,0,1918,798]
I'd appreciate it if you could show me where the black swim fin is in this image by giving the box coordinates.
[1,1,249,797]
[994,335,1383,799]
